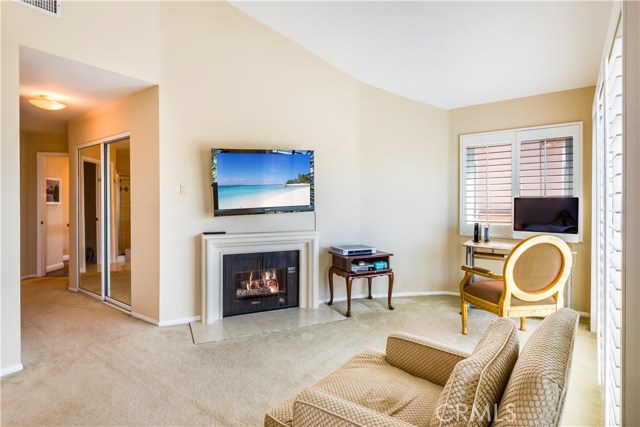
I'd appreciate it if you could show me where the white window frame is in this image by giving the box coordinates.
[460,122,583,240]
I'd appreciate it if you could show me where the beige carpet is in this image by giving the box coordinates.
[1,277,603,426]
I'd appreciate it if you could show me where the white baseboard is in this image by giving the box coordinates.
[159,316,201,327]
[63,254,69,261]
[131,312,159,326]
[327,291,459,303]
[132,312,200,327]
[45,262,64,273]
[67,286,78,292]
[1,363,24,377]
[326,292,591,318]
[20,274,38,280]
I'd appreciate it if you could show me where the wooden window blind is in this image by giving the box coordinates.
[519,137,574,197]
[464,143,513,227]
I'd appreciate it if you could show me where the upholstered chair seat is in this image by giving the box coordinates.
[463,280,557,306]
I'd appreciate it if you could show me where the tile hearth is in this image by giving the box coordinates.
[189,304,345,344]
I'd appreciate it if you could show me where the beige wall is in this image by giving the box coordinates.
[19,133,68,277]
[449,86,595,313]
[158,2,362,320]
[157,2,451,321]
[69,88,159,322]
[44,156,69,271]
[357,86,452,295]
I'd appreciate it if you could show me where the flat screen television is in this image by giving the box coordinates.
[211,149,314,216]
[513,197,580,243]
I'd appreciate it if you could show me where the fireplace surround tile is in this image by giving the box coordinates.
[189,304,345,344]
[189,320,229,343]
[222,315,263,338]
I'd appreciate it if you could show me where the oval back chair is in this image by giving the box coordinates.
[459,234,573,335]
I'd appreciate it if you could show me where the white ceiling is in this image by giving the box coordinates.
[20,47,154,133]
[231,1,612,109]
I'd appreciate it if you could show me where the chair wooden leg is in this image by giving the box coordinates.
[520,317,526,331]
[461,302,468,335]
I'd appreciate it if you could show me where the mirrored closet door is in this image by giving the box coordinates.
[77,137,131,309]
[78,144,103,298]
[105,138,131,307]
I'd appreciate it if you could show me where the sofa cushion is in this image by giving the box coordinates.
[430,318,519,427]
[266,348,444,427]
[493,308,579,427]
[312,348,444,427]
[265,394,297,427]
[292,388,415,427]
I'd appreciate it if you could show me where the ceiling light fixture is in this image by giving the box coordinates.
[28,95,66,111]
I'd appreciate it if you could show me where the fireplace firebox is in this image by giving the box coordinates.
[223,250,299,317]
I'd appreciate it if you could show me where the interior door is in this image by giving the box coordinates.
[104,139,131,307]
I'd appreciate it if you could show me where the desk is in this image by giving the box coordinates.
[328,251,394,317]
[462,239,576,308]
[463,240,515,267]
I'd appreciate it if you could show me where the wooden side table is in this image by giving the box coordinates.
[327,251,394,317]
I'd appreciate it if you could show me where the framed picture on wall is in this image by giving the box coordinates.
[45,178,61,204]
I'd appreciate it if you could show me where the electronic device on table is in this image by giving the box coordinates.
[330,244,376,256]
[513,196,580,243]
[211,148,314,217]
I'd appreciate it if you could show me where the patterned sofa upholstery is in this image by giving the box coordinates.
[265,308,579,427]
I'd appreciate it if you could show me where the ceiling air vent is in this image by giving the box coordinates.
[13,0,61,17]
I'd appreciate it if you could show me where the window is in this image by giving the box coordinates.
[460,131,514,237]
[460,123,582,237]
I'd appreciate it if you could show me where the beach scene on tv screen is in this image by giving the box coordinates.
[216,152,312,210]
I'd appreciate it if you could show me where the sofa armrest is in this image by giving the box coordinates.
[385,332,471,386]
[292,388,414,427]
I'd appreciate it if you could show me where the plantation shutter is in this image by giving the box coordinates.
[594,85,606,385]
[593,15,623,427]
[605,21,623,427]
[519,137,574,196]
[463,143,513,226]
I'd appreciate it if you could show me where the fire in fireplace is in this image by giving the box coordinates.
[236,270,280,298]
[223,250,299,317]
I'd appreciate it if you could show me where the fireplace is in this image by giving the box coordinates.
[201,231,319,324]
[223,250,299,317]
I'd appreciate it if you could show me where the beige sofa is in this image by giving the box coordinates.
[265,308,579,427]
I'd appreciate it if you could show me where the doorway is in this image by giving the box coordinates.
[78,136,131,309]
[36,153,70,278]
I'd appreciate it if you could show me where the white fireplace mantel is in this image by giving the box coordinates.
[201,231,320,324]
